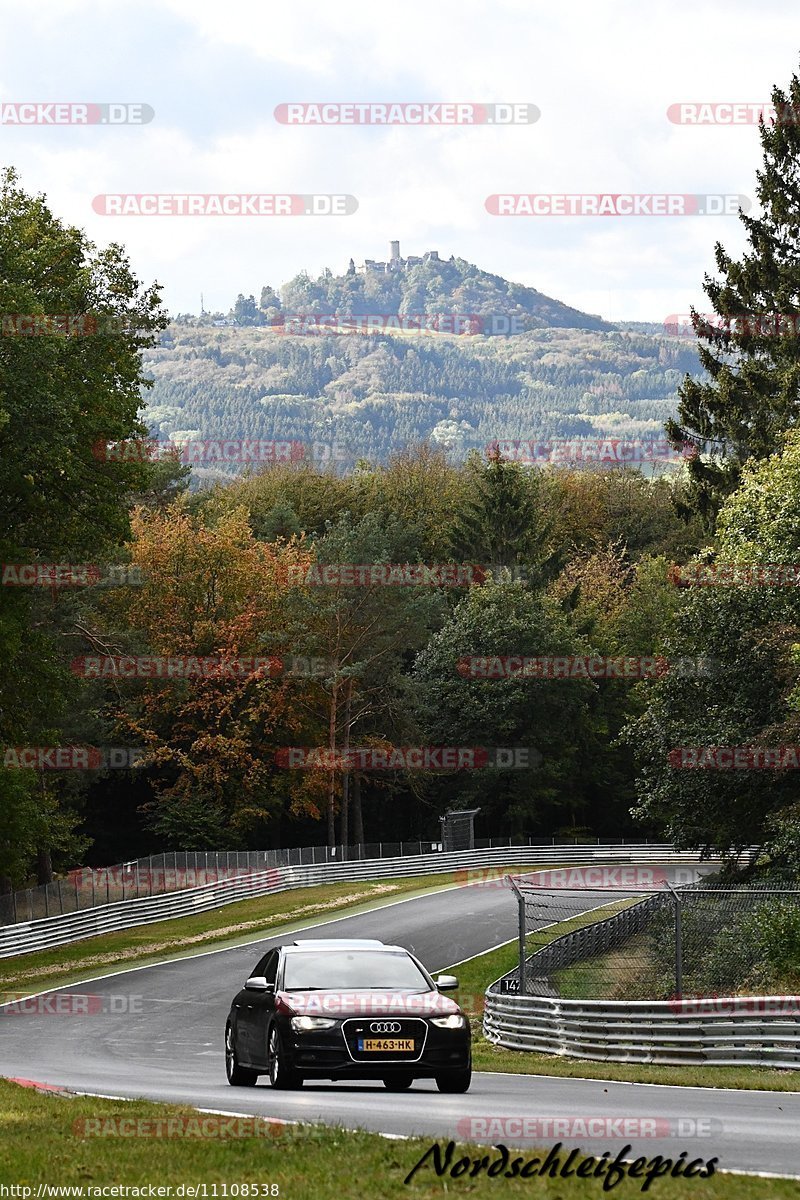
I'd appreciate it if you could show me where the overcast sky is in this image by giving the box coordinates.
[3,0,799,322]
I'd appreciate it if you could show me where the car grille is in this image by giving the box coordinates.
[342,1017,428,1062]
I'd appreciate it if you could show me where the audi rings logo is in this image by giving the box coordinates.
[369,1021,402,1034]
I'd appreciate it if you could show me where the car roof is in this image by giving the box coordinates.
[285,939,406,952]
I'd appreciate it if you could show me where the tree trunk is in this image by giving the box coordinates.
[339,679,353,851]
[327,680,339,847]
[353,773,364,848]
[36,848,53,885]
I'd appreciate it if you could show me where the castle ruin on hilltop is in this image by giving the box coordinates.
[350,241,442,275]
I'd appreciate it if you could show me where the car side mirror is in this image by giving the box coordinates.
[244,975,273,991]
[434,974,458,991]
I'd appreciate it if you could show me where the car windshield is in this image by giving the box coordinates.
[282,950,430,991]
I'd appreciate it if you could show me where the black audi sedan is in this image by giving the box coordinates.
[224,938,471,1092]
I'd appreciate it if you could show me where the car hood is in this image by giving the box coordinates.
[277,989,461,1018]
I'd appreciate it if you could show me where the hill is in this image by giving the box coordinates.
[143,250,700,480]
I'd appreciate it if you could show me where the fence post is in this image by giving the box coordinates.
[518,890,526,995]
[508,877,526,996]
[675,896,683,996]
[667,883,683,997]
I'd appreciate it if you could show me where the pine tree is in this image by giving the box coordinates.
[448,448,558,584]
[668,67,800,526]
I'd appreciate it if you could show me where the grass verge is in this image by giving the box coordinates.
[0,1078,795,1197]
[444,913,800,1093]
[0,864,545,997]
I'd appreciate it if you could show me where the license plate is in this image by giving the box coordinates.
[357,1038,415,1052]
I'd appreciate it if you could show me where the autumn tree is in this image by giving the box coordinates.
[103,502,316,847]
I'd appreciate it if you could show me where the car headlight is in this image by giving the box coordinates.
[430,1014,466,1029]
[290,1015,337,1033]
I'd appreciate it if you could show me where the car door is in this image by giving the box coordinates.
[236,949,278,1067]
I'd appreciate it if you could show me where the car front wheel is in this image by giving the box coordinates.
[225,1023,259,1087]
[435,1067,472,1093]
[268,1025,303,1089]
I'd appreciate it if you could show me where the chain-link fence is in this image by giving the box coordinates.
[503,874,800,1001]
[0,835,647,926]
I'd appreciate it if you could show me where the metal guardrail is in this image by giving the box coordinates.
[0,843,707,959]
[0,836,653,926]
[483,991,800,1068]
[485,874,800,1068]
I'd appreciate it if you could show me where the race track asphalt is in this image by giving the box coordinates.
[1,864,797,1179]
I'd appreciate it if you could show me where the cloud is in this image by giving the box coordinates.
[1,0,797,317]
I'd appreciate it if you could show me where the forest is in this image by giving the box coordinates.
[5,59,800,892]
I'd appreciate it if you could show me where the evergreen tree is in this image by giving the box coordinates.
[448,448,559,584]
[668,67,800,525]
